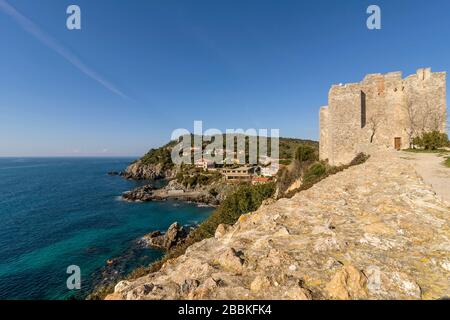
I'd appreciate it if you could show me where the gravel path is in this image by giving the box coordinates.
[401,151,450,204]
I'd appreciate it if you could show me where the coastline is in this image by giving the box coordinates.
[0,157,214,300]
[88,165,219,299]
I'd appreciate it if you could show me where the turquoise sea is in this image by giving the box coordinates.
[0,158,213,300]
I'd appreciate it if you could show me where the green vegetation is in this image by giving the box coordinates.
[412,131,449,151]
[276,144,319,195]
[190,182,275,240]
[404,148,449,154]
[137,135,318,169]
[140,143,174,170]
[279,138,317,160]
[176,169,222,188]
[279,159,292,166]
[282,153,370,199]
[444,157,450,168]
[294,144,317,163]
[303,162,327,184]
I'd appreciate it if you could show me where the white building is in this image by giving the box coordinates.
[195,158,215,171]
[261,165,279,177]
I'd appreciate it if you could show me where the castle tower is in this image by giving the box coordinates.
[319,68,447,165]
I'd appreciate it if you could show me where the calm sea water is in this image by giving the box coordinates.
[0,158,213,300]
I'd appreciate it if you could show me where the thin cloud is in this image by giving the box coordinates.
[0,0,129,99]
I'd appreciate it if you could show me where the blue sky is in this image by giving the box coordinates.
[0,0,449,156]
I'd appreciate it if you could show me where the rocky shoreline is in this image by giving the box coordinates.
[90,222,197,298]
[138,222,195,251]
[121,176,233,207]
[122,184,220,206]
[122,160,176,180]
[91,156,229,298]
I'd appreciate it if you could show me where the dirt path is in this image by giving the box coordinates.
[401,151,450,204]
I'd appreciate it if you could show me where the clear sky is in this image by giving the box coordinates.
[0,0,449,156]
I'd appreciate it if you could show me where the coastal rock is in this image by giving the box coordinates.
[122,185,154,202]
[141,222,190,251]
[121,182,220,206]
[122,160,176,180]
[107,150,450,300]
[114,281,131,294]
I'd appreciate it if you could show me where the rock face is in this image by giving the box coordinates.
[122,160,176,180]
[107,150,450,300]
[140,223,191,251]
[122,185,155,202]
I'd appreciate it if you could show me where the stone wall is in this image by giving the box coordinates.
[320,68,447,165]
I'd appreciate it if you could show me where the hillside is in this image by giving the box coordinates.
[122,136,318,180]
[107,149,450,300]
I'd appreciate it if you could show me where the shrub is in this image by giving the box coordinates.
[303,162,327,184]
[283,153,370,199]
[191,182,275,240]
[209,188,219,197]
[295,144,317,163]
[444,157,450,168]
[413,131,449,150]
[141,147,173,170]
[349,153,371,166]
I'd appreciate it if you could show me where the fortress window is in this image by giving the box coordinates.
[361,91,366,128]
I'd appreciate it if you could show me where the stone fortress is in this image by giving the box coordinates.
[320,68,447,165]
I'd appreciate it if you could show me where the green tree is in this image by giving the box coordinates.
[295,144,317,163]
[413,131,448,150]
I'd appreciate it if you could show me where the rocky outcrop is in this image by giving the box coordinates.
[122,185,155,202]
[122,160,176,180]
[122,179,229,206]
[140,223,192,251]
[107,150,450,300]
[122,184,219,206]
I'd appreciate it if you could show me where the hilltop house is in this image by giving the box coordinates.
[260,165,279,177]
[195,158,215,171]
[222,166,255,182]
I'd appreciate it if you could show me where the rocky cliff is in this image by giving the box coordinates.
[107,150,450,300]
[122,160,176,180]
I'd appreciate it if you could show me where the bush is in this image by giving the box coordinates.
[191,182,275,240]
[295,144,317,163]
[303,162,327,184]
[283,153,370,199]
[413,131,449,150]
[349,153,371,166]
[444,157,450,168]
[141,147,173,170]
